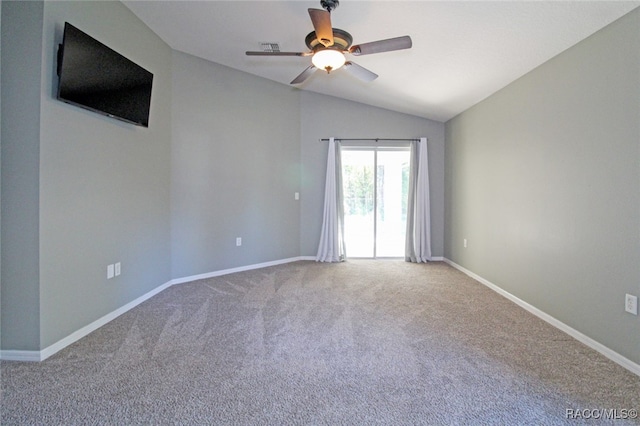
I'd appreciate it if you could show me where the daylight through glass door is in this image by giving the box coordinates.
[341,147,410,258]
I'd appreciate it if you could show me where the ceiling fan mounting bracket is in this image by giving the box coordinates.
[320,0,339,12]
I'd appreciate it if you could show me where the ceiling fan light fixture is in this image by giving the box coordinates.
[312,49,345,73]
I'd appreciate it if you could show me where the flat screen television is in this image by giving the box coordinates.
[56,22,153,127]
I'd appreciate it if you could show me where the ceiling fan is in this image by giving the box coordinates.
[245,0,412,84]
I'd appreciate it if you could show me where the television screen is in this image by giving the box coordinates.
[56,22,153,127]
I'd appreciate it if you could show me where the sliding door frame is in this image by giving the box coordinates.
[341,143,410,259]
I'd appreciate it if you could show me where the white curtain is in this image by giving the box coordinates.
[316,138,346,262]
[405,137,432,262]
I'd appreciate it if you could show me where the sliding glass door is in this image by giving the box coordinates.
[341,147,410,258]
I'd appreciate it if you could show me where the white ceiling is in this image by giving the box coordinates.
[123,1,639,122]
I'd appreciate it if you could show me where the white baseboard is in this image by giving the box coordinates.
[0,257,314,362]
[1,280,174,362]
[170,256,315,285]
[0,350,43,362]
[443,258,640,377]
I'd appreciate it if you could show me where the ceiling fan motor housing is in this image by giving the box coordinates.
[305,28,353,51]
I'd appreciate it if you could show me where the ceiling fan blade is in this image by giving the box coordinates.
[290,65,317,85]
[349,35,412,56]
[308,8,334,47]
[246,51,311,57]
[343,61,378,82]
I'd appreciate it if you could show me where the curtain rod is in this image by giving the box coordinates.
[319,138,419,142]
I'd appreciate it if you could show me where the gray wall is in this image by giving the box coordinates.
[299,91,445,257]
[1,1,44,351]
[0,1,2,349]
[1,0,173,350]
[4,0,634,369]
[170,53,445,277]
[1,0,444,353]
[445,9,640,365]
[171,51,301,278]
[38,1,173,349]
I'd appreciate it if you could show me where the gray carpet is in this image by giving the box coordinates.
[2,260,639,425]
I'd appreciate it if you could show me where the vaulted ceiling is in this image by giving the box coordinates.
[123,1,639,122]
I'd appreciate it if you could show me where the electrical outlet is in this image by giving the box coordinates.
[463,238,468,248]
[625,294,637,315]
[107,264,115,279]
[295,192,300,200]
[236,237,242,247]
[115,262,121,276]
